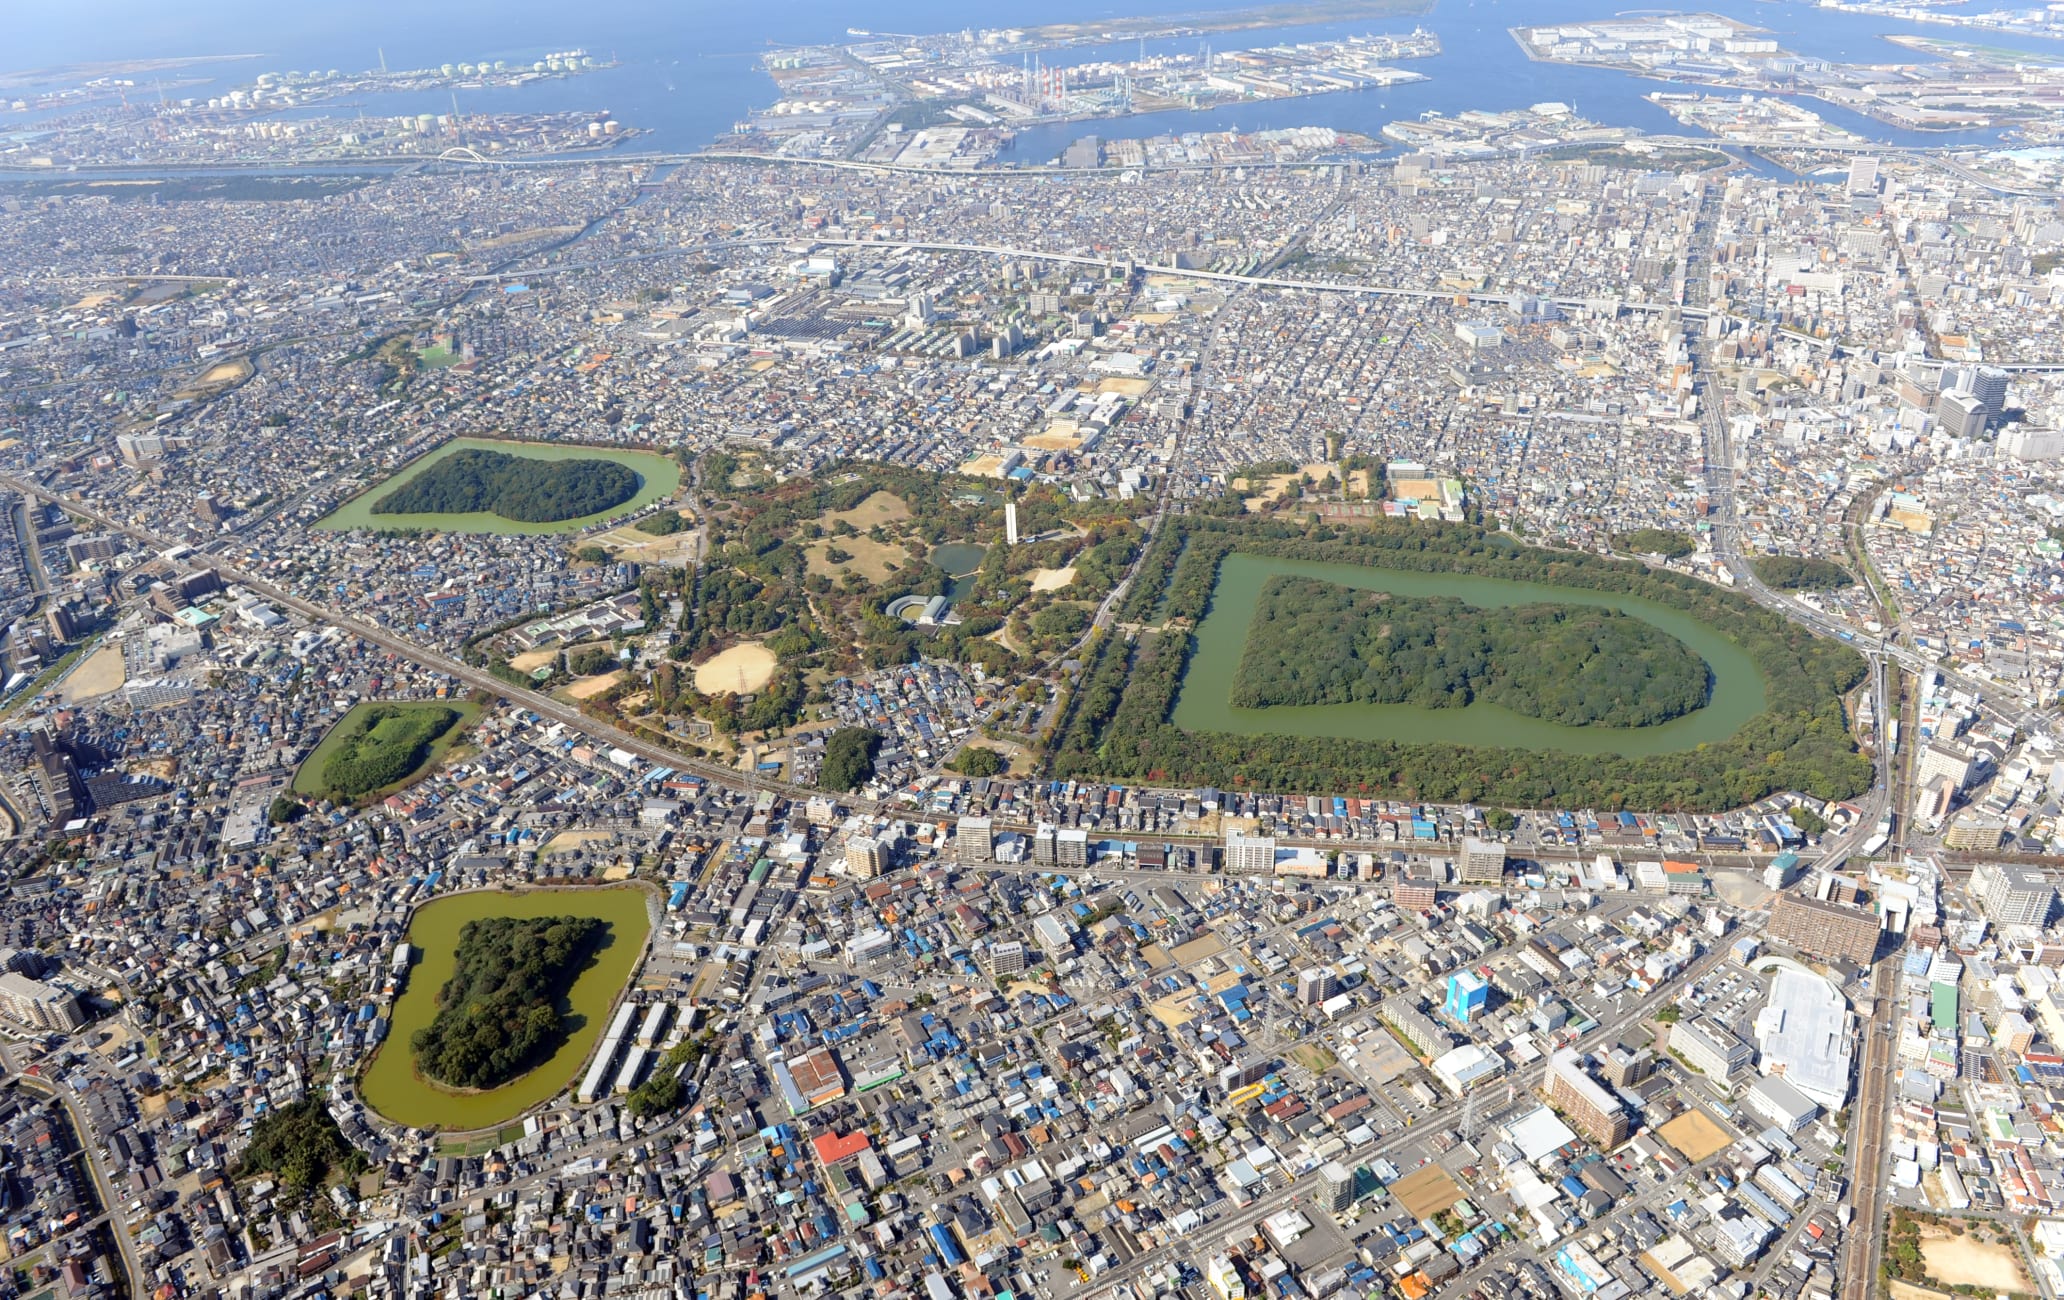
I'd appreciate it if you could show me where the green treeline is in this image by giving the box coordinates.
[634,511,689,536]
[373,449,640,522]
[1752,555,1855,590]
[411,916,606,1091]
[1231,576,1710,727]
[1119,529,1186,623]
[237,1097,366,1195]
[1613,528,1696,559]
[1048,518,1870,811]
[315,704,460,801]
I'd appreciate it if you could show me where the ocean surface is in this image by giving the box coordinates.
[7,0,2059,162]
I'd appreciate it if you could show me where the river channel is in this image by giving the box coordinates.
[1173,552,1770,757]
[360,885,653,1132]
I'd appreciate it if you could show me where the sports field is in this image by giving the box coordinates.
[317,437,680,536]
[1657,1109,1732,1162]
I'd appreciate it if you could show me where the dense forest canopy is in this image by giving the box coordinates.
[820,727,881,792]
[1752,554,1855,590]
[411,916,606,1091]
[1232,576,1711,727]
[237,1097,365,1195]
[1613,528,1697,559]
[312,704,459,801]
[374,448,640,522]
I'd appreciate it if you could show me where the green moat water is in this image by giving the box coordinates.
[360,887,651,1131]
[1173,553,1769,758]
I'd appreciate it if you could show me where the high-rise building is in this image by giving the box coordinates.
[1937,390,1988,440]
[1032,823,1057,865]
[1601,1044,1654,1088]
[30,731,83,825]
[1319,1161,1355,1212]
[1298,969,1340,1006]
[1055,828,1088,866]
[1226,832,1277,875]
[1669,1016,1753,1084]
[1769,891,1881,965]
[989,941,1027,976]
[956,815,994,865]
[1946,363,2010,417]
[1444,970,1488,1024]
[1392,860,1441,910]
[1456,836,1507,886]
[1971,861,2057,929]
[0,973,83,1033]
[1915,774,1955,827]
[1846,155,1880,195]
[1544,1048,1630,1148]
[1918,741,1982,791]
[845,834,889,879]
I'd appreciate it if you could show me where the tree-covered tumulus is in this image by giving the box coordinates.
[373,448,640,523]
[1232,576,1710,728]
[819,727,881,792]
[411,916,606,1091]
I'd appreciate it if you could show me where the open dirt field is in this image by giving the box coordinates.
[1391,1165,1465,1220]
[60,644,125,703]
[807,536,907,583]
[541,829,617,856]
[1024,424,1085,452]
[591,510,699,564]
[1287,1043,1338,1073]
[1096,377,1156,396]
[695,642,778,696]
[1240,461,1343,508]
[825,489,910,530]
[1029,566,1076,592]
[1711,872,1773,911]
[1657,1110,1733,1162]
[1920,1235,2033,1294]
[508,648,559,674]
[200,358,252,386]
[565,671,622,700]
